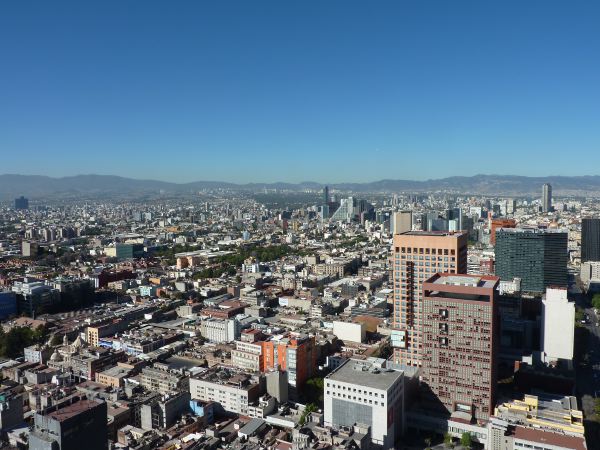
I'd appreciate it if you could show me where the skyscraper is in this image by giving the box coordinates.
[495,228,567,293]
[391,211,412,235]
[14,196,29,210]
[391,231,468,366]
[323,185,329,205]
[581,218,600,262]
[421,273,499,422]
[542,183,552,213]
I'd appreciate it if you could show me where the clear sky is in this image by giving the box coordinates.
[1,1,599,183]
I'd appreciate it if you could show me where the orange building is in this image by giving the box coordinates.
[260,334,316,389]
[490,218,517,246]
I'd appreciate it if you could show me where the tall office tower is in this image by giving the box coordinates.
[421,273,499,422]
[392,211,412,234]
[323,186,329,205]
[542,183,552,213]
[581,218,600,262]
[14,196,29,210]
[391,231,468,366]
[29,397,107,450]
[495,228,567,293]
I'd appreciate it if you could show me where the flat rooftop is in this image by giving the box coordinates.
[429,273,499,290]
[326,359,402,391]
[46,399,103,422]
[398,231,467,237]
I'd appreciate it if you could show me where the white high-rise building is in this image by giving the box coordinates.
[541,287,574,367]
[391,211,412,235]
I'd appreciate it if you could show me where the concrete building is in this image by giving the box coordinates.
[490,394,585,450]
[266,370,288,404]
[140,391,191,430]
[24,344,51,364]
[0,393,23,434]
[189,367,262,416]
[421,273,499,423]
[200,318,240,343]
[581,261,600,289]
[391,231,468,367]
[541,287,575,368]
[392,211,412,235]
[542,183,552,213]
[96,365,131,388]
[29,397,107,450]
[495,228,567,294]
[324,359,404,448]
[231,340,263,371]
[140,365,189,395]
[332,320,366,344]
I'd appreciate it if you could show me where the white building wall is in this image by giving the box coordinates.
[332,321,366,344]
[324,374,403,448]
[542,288,575,364]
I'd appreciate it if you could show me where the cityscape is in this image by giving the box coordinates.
[2,2,600,450]
[0,182,598,450]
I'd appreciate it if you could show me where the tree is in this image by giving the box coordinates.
[444,432,454,448]
[299,403,317,426]
[461,432,472,449]
[592,294,600,310]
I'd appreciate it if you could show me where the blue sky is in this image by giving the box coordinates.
[1,1,599,183]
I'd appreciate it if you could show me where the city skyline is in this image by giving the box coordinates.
[2,1,600,182]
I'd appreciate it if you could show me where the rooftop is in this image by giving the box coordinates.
[398,231,467,237]
[45,399,104,422]
[326,359,402,391]
[429,273,499,290]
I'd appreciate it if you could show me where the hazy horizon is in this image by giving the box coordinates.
[1,1,599,182]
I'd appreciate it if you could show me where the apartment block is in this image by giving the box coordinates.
[391,231,468,367]
[421,273,499,422]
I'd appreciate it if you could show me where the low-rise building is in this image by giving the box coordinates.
[189,367,263,416]
[324,358,404,448]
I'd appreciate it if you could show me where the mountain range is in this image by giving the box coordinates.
[1,174,600,199]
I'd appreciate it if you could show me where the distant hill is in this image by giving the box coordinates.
[1,173,600,199]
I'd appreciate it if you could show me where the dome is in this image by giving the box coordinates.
[50,350,63,362]
[72,335,88,349]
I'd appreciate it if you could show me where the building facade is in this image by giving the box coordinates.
[542,183,552,213]
[421,273,499,422]
[29,398,107,450]
[324,359,404,448]
[541,287,574,367]
[391,231,468,367]
[392,211,413,235]
[581,217,600,262]
[495,229,567,293]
